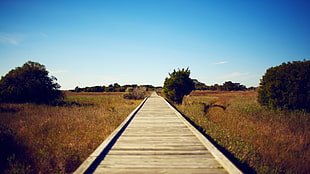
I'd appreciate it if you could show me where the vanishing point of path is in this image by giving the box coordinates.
[75,92,242,174]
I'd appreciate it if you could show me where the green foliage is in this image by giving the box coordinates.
[0,61,64,104]
[258,60,310,110]
[192,79,247,91]
[162,68,194,104]
[222,81,246,91]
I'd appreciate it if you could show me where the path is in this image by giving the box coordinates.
[74,92,242,174]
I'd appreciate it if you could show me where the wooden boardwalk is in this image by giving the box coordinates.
[74,93,242,174]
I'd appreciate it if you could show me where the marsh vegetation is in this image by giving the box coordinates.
[0,92,142,173]
[177,90,310,173]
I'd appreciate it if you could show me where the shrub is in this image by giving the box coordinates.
[222,81,246,91]
[258,60,310,110]
[0,61,64,104]
[123,87,146,100]
[162,68,194,104]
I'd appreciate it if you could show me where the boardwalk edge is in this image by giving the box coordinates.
[73,96,149,174]
[162,97,243,174]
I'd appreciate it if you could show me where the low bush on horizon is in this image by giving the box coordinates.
[0,93,142,173]
[123,87,147,100]
[177,90,310,174]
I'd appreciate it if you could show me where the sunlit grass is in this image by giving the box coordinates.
[0,92,143,173]
[177,90,310,174]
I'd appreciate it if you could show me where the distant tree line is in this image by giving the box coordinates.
[72,80,250,94]
[71,84,161,93]
[192,79,250,91]
[3,60,308,111]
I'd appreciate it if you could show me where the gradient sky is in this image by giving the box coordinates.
[1,0,309,89]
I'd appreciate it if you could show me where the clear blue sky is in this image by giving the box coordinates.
[1,0,309,89]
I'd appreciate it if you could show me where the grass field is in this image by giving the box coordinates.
[177,90,310,174]
[0,92,143,174]
[1,90,309,173]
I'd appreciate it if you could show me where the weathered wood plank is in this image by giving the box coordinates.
[107,149,211,156]
[96,168,228,174]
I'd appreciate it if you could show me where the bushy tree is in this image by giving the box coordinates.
[162,68,194,104]
[0,61,64,104]
[258,60,310,110]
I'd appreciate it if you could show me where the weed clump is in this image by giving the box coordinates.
[0,125,32,174]
[123,87,146,100]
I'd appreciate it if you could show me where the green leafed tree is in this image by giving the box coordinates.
[258,60,310,110]
[162,68,194,104]
[0,61,64,104]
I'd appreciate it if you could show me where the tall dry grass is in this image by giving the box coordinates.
[0,92,143,173]
[177,90,310,174]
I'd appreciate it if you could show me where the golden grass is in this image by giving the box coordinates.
[0,92,143,173]
[177,90,310,174]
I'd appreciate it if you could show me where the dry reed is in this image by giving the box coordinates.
[0,92,142,173]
